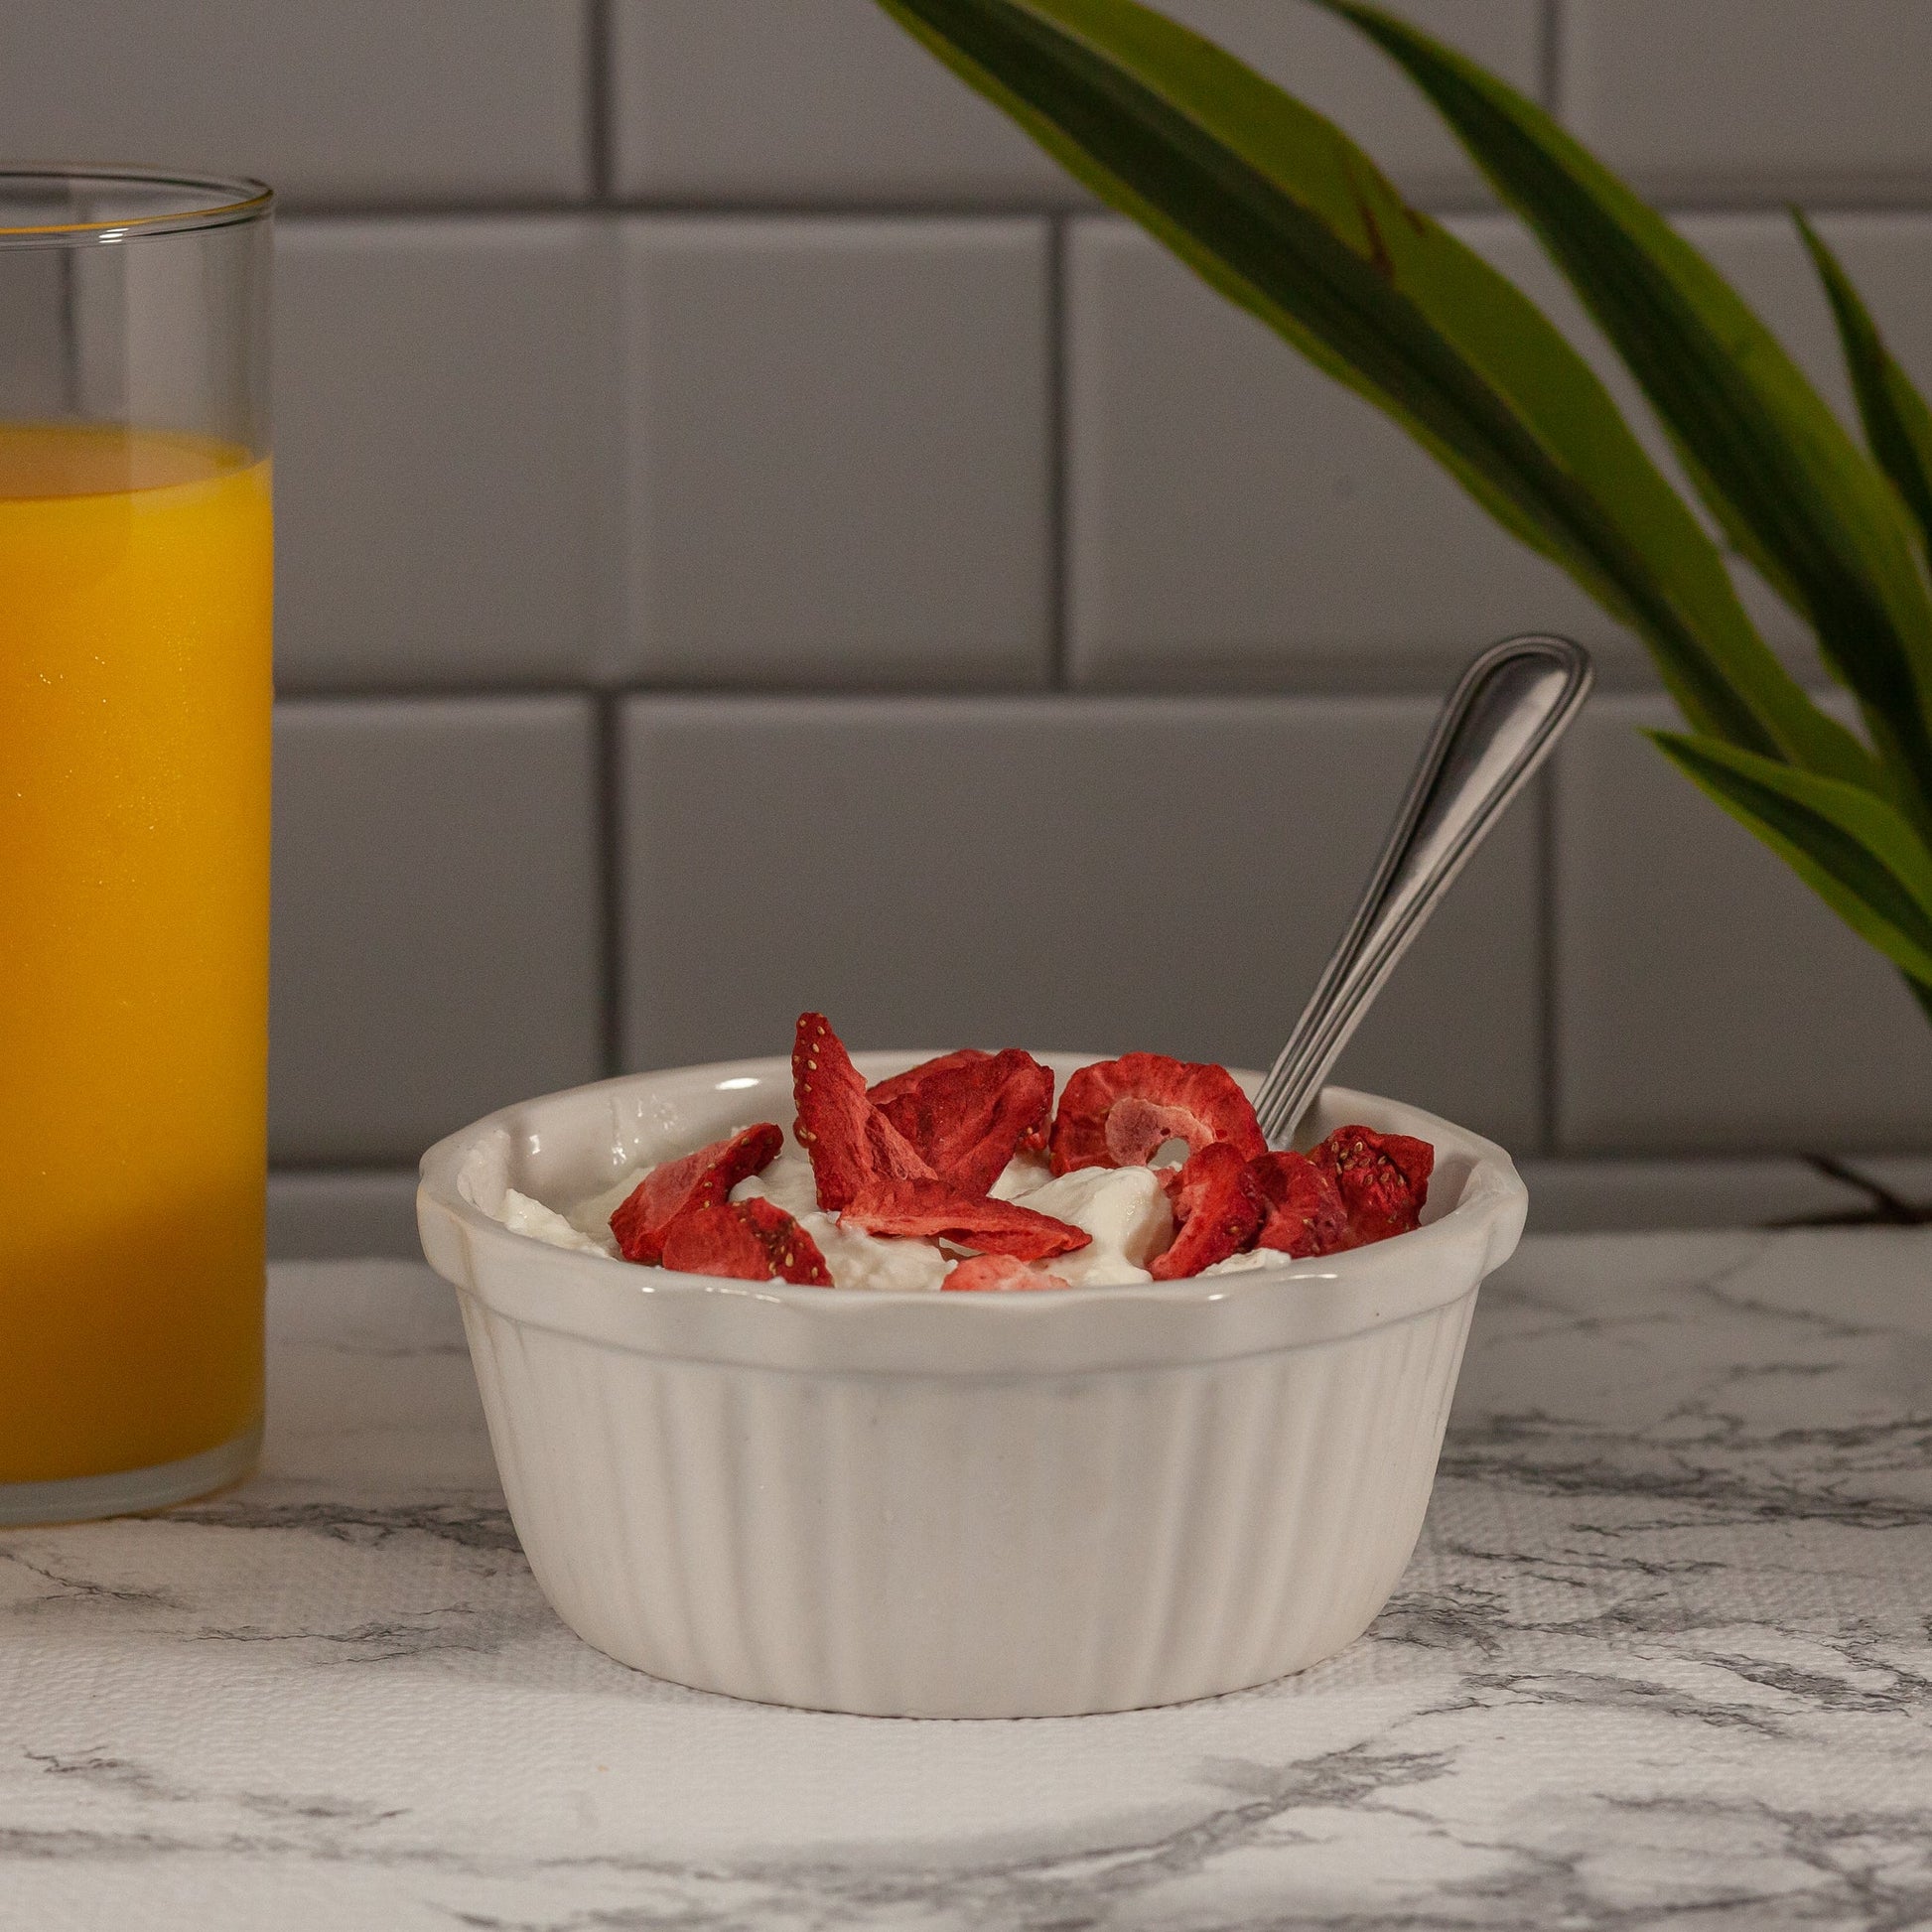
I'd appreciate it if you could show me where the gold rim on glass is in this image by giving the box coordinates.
[0,165,273,246]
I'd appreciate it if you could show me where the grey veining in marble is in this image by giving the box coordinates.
[2,1234,1928,1930]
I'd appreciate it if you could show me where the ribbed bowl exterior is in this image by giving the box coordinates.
[458,1286,1476,1718]
[420,1056,1525,1718]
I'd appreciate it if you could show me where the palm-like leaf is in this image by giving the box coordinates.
[873,0,1932,1034]
[1796,211,1932,570]
[876,0,1865,778]
[1649,732,1932,986]
[1317,1,1932,838]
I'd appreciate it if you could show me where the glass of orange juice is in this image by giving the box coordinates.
[0,170,273,1524]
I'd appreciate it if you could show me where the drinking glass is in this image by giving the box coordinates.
[0,169,273,1524]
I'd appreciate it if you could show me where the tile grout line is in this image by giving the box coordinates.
[269,195,1932,223]
[269,1163,422,1179]
[587,0,617,206]
[1537,759,1562,1159]
[1540,0,1565,117]
[597,691,627,1078]
[271,673,1834,706]
[1045,212,1070,691]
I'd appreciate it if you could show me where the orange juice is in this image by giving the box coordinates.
[0,424,272,1484]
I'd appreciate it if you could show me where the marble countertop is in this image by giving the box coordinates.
[3,1231,1929,1930]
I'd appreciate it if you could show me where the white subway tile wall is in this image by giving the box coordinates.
[269,698,604,1165]
[618,217,1052,685]
[275,218,618,688]
[0,2,593,205]
[1064,216,1618,689]
[609,0,1074,205]
[1556,697,1932,1154]
[1565,0,1932,206]
[11,0,1928,1249]
[618,697,1544,1144]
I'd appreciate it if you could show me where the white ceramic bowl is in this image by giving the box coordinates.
[416,1053,1526,1719]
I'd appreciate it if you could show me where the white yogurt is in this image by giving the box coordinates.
[1003,1164,1173,1287]
[989,1155,1051,1200]
[1198,1247,1292,1277]
[500,1187,615,1258]
[733,1155,951,1294]
[565,1171,645,1246]
[733,1150,820,1221]
[498,1144,1186,1290]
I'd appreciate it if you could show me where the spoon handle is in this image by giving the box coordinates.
[1252,633,1594,1150]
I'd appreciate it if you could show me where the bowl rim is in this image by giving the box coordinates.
[417,1050,1528,1319]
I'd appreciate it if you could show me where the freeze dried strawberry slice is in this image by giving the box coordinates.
[1148,1142,1264,1281]
[610,1122,783,1264]
[844,1177,1090,1261]
[657,1206,766,1281]
[1049,1052,1266,1175]
[1249,1150,1349,1259]
[1317,1125,1435,1247]
[868,1046,986,1114]
[792,1011,933,1210]
[734,1197,835,1285]
[869,1046,1054,1194]
[943,1254,1067,1293]
[792,1011,877,1210]
[658,1198,833,1286]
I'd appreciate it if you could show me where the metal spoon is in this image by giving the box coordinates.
[1251,633,1594,1150]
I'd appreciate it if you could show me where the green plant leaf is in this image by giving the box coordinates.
[1649,730,1932,984]
[1907,971,1932,1032]
[1795,210,1932,568]
[872,0,1872,785]
[1320,1,1932,831]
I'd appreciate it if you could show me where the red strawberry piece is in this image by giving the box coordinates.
[733,1197,835,1285]
[943,1254,1068,1293]
[843,1177,1090,1261]
[658,1198,833,1286]
[1049,1052,1266,1175]
[1148,1142,1264,1281]
[792,1011,878,1211]
[868,1046,986,1111]
[1248,1150,1349,1258]
[869,1046,1054,1194]
[792,1011,935,1210]
[1317,1125,1435,1247]
[610,1122,783,1264]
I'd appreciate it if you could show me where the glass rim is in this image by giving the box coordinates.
[0,165,273,246]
